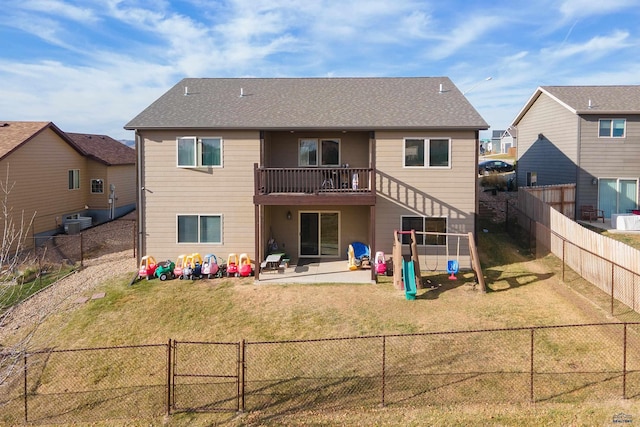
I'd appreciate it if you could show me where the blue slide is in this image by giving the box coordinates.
[402,259,417,300]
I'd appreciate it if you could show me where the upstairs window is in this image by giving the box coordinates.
[177,137,223,167]
[599,119,625,138]
[298,139,340,167]
[404,138,451,168]
[68,169,80,190]
[91,179,104,194]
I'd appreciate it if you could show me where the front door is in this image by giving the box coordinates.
[299,212,339,257]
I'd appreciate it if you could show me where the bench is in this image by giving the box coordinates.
[580,205,605,223]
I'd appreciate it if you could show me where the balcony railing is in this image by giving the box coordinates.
[255,166,373,195]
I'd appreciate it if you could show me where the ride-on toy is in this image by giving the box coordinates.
[183,253,204,280]
[202,254,222,279]
[227,253,239,277]
[138,255,158,280]
[238,253,253,277]
[155,259,176,281]
[173,254,187,279]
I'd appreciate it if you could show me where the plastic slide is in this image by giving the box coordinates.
[402,259,417,300]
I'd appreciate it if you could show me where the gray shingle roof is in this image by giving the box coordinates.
[66,133,135,166]
[541,85,640,113]
[125,77,488,131]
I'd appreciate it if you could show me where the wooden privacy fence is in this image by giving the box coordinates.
[518,187,640,314]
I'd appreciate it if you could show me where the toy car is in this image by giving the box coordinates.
[202,254,222,279]
[155,259,176,281]
[174,254,187,279]
[138,255,158,280]
[183,253,204,280]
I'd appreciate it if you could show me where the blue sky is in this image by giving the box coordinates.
[2,0,640,141]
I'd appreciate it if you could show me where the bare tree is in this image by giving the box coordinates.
[0,165,37,385]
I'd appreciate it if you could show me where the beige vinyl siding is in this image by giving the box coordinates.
[266,131,370,168]
[86,162,108,208]
[0,128,86,238]
[374,130,476,262]
[107,164,136,208]
[139,130,259,261]
[516,93,578,187]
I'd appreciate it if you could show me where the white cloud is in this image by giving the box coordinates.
[541,30,632,61]
[559,0,640,18]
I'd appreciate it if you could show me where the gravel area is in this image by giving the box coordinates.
[0,214,137,344]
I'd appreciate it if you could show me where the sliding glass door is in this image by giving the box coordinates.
[299,212,339,257]
[598,178,638,217]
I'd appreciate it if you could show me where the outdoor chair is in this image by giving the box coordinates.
[580,205,604,223]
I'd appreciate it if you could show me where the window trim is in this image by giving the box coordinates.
[598,119,626,138]
[176,214,223,244]
[403,137,452,168]
[177,136,224,168]
[90,178,104,194]
[400,215,448,246]
[298,138,341,167]
[68,169,80,190]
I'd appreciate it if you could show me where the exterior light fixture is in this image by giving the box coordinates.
[287,210,292,220]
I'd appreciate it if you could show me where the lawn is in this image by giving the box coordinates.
[5,219,640,426]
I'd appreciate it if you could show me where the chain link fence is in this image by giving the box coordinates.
[3,323,640,424]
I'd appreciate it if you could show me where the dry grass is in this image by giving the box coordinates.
[6,222,640,425]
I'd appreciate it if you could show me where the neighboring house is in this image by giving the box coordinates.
[491,130,504,154]
[125,77,488,280]
[500,127,516,155]
[66,132,137,223]
[0,121,136,243]
[512,85,640,218]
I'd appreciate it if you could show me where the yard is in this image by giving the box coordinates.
[3,213,640,425]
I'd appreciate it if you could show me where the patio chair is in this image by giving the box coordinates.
[580,205,604,223]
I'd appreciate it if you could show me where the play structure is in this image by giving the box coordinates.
[347,241,371,270]
[392,230,485,298]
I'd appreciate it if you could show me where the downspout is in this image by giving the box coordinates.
[136,131,144,262]
[575,114,581,220]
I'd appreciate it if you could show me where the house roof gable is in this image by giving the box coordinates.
[512,85,640,126]
[125,77,489,131]
[66,133,135,166]
[0,121,84,160]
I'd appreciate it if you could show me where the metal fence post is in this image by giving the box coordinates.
[611,263,615,316]
[530,328,535,403]
[23,352,28,423]
[80,232,84,268]
[239,339,245,413]
[381,336,386,407]
[561,240,565,282]
[623,323,628,399]
[166,339,172,416]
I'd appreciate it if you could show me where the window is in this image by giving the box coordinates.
[400,216,447,246]
[599,119,626,138]
[177,137,223,167]
[177,214,222,243]
[91,179,104,194]
[68,169,80,190]
[298,139,340,166]
[403,138,450,167]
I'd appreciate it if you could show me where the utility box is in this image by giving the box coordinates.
[65,221,81,234]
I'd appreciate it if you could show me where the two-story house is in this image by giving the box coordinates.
[512,86,640,218]
[0,121,136,243]
[125,77,488,280]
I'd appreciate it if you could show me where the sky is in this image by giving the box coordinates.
[2,0,640,141]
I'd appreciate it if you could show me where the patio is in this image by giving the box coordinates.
[256,259,376,284]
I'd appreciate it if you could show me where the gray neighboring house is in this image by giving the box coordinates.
[125,77,488,279]
[512,85,640,218]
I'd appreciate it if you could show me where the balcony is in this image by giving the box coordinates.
[254,165,375,206]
